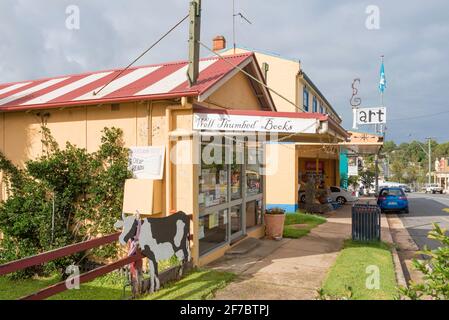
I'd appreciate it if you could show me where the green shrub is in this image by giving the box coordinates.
[0,126,131,279]
[399,223,449,300]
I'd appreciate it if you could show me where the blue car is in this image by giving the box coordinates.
[377,187,409,214]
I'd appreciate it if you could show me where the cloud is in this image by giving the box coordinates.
[0,0,448,142]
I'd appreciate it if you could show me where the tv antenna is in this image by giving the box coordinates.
[233,0,252,53]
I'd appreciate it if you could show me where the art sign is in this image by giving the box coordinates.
[128,146,165,180]
[193,113,318,134]
[353,107,387,129]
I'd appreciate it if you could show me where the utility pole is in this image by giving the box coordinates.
[187,0,201,87]
[375,153,379,195]
[427,137,432,185]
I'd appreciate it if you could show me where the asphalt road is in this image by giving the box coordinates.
[396,193,449,250]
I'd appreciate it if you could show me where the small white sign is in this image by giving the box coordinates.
[356,107,387,125]
[348,156,359,177]
[128,146,165,180]
[193,113,318,134]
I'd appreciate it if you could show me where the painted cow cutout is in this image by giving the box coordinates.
[114,211,191,293]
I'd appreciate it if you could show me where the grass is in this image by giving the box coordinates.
[321,240,398,300]
[283,211,327,239]
[140,269,235,300]
[0,272,130,300]
[0,268,234,300]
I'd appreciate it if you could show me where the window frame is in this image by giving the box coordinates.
[198,138,265,256]
[303,87,309,112]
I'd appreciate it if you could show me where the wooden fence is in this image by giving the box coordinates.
[0,216,194,300]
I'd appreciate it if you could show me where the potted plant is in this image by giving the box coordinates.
[264,207,286,240]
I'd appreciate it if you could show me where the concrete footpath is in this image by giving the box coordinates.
[209,202,398,300]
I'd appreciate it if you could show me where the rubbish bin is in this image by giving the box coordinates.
[352,204,381,242]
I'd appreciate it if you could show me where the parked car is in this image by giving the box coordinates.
[299,186,358,205]
[377,187,409,214]
[399,185,412,193]
[425,184,443,194]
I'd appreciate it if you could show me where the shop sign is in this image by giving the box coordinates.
[355,107,386,125]
[305,161,324,171]
[128,146,165,180]
[193,113,318,134]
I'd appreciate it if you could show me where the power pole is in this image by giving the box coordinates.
[187,0,201,87]
[427,137,432,185]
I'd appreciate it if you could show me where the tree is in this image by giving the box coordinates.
[0,126,131,278]
[400,224,449,300]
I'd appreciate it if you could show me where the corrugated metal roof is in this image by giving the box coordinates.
[0,53,253,112]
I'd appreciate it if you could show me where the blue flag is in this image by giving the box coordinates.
[379,62,386,93]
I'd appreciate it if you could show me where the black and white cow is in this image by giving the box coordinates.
[114,211,191,292]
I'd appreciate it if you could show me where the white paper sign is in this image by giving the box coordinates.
[348,156,359,177]
[356,107,387,125]
[128,146,165,180]
[193,113,318,134]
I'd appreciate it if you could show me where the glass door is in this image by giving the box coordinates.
[230,204,243,240]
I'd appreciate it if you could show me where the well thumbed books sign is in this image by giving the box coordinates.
[353,107,387,128]
[193,113,318,134]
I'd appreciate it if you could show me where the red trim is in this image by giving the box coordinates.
[193,105,328,120]
[171,54,252,95]
[0,92,198,112]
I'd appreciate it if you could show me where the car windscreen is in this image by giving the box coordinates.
[381,189,404,197]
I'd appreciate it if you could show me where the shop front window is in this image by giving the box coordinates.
[199,143,228,210]
[199,139,265,256]
[199,209,228,256]
[246,147,263,196]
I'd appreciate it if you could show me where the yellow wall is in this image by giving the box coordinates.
[223,48,341,123]
[223,48,300,113]
[204,71,262,110]
[265,143,298,210]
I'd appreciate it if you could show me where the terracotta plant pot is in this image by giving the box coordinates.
[264,209,286,239]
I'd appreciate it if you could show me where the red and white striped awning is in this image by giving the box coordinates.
[0,52,270,112]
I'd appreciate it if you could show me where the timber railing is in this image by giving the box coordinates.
[0,232,142,300]
[0,214,194,300]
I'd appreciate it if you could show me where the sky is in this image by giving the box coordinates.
[1,0,448,143]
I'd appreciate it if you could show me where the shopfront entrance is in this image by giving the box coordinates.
[198,137,264,256]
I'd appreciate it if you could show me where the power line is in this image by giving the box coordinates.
[388,110,449,122]
[93,14,189,96]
